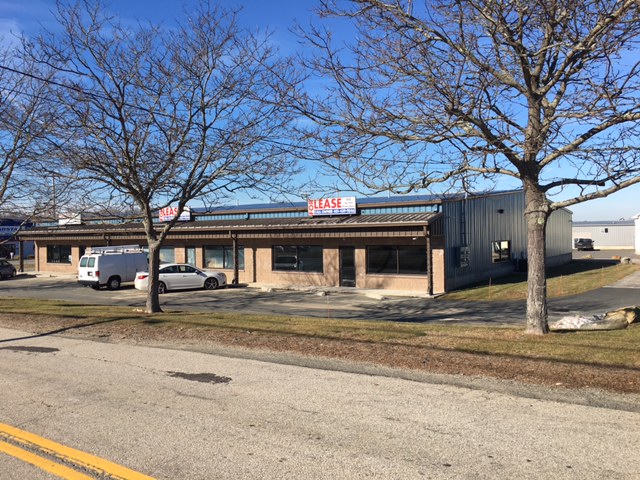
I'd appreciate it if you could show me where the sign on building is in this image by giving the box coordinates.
[307,197,357,216]
[0,226,20,237]
[59,214,82,226]
[159,206,191,222]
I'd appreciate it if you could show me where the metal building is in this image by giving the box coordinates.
[572,220,635,250]
[19,190,572,294]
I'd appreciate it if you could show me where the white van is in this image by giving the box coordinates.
[78,245,148,290]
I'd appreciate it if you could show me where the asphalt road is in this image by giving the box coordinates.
[1,327,639,479]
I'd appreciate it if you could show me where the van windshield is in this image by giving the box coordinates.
[79,257,88,267]
[88,257,95,267]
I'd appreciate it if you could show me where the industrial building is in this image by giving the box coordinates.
[572,220,635,250]
[18,190,572,294]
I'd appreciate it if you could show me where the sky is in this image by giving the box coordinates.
[1,0,639,221]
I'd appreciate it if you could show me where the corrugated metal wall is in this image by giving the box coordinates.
[572,224,635,249]
[443,191,572,291]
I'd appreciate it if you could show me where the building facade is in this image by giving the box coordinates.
[572,220,635,250]
[19,190,572,294]
[0,219,35,259]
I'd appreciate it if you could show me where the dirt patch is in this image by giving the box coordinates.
[1,314,638,394]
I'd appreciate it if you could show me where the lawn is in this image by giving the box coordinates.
[1,297,638,370]
[442,260,639,301]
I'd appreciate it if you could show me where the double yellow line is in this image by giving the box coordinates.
[0,422,154,479]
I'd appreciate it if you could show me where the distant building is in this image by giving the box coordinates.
[18,190,572,294]
[572,220,635,250]
[634,214,640,254]
[0,219,35,258]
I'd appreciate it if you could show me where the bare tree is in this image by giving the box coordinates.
[38,0,300,312]
[295,0,640,334]
[0,40,74,229]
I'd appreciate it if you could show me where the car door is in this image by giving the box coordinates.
[178,265,202,288]
[159,265,181,289]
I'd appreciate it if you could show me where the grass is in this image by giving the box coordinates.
[1,297,639,370]
[442,260,639,301]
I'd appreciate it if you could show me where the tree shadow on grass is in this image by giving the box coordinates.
[0,317,130,343]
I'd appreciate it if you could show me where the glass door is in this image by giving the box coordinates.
[339,247,356,287]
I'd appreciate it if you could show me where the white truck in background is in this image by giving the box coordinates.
[78,245,148,290]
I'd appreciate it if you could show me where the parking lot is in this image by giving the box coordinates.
[0,272,449,321]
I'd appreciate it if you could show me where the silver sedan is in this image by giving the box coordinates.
[134,263,226,293]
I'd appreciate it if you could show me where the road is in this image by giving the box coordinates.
[1,326,639,479]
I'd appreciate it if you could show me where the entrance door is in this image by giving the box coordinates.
[186,247,196,266]
[339,247,356,287]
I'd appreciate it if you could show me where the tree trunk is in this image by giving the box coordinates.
[524,185,550,335]
[145,242,162,313]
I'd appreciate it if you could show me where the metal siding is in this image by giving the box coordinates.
[444,191,572,291]
[571,225,635,248]
[547,208,573,256]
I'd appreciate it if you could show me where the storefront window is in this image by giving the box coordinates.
[272,245,323,272]
[160,247,175,264]
[47,245,71,264]
[367,246,427,274]
[204,245,244,270]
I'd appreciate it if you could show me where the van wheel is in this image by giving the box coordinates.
[204,278,218,290]
[158,282,167,294]
[107,277,121,290]
[91,285,100,290]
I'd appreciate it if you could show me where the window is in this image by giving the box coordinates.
[47,245,71,264]
[600,228,609,234]
[272,246,323,272]
[366,246,427,274]
[79,256,95,268]
[160,247,175,264]
[492,240,511,263]
[204,245,244,270]
[160,265,179,274]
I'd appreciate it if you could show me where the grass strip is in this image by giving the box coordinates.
[1,297,638,370]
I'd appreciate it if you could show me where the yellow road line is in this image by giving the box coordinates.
[0,422,155,480]
[0,440,94,480]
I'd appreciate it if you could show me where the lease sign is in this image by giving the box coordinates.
[307,196,357,216]
[159,206,191,222]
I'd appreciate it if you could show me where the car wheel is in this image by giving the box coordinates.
[158,282,167,294]
[107,277,121,290]
[204,277,218,290]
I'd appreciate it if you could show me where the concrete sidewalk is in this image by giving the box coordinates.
[606,269,640,288]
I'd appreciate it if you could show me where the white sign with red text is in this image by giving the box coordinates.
[158,206,191,222]
[307,196,356,216]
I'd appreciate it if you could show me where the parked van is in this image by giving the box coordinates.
[78,245,148,290]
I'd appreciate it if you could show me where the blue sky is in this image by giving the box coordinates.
[1,0,638,221]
